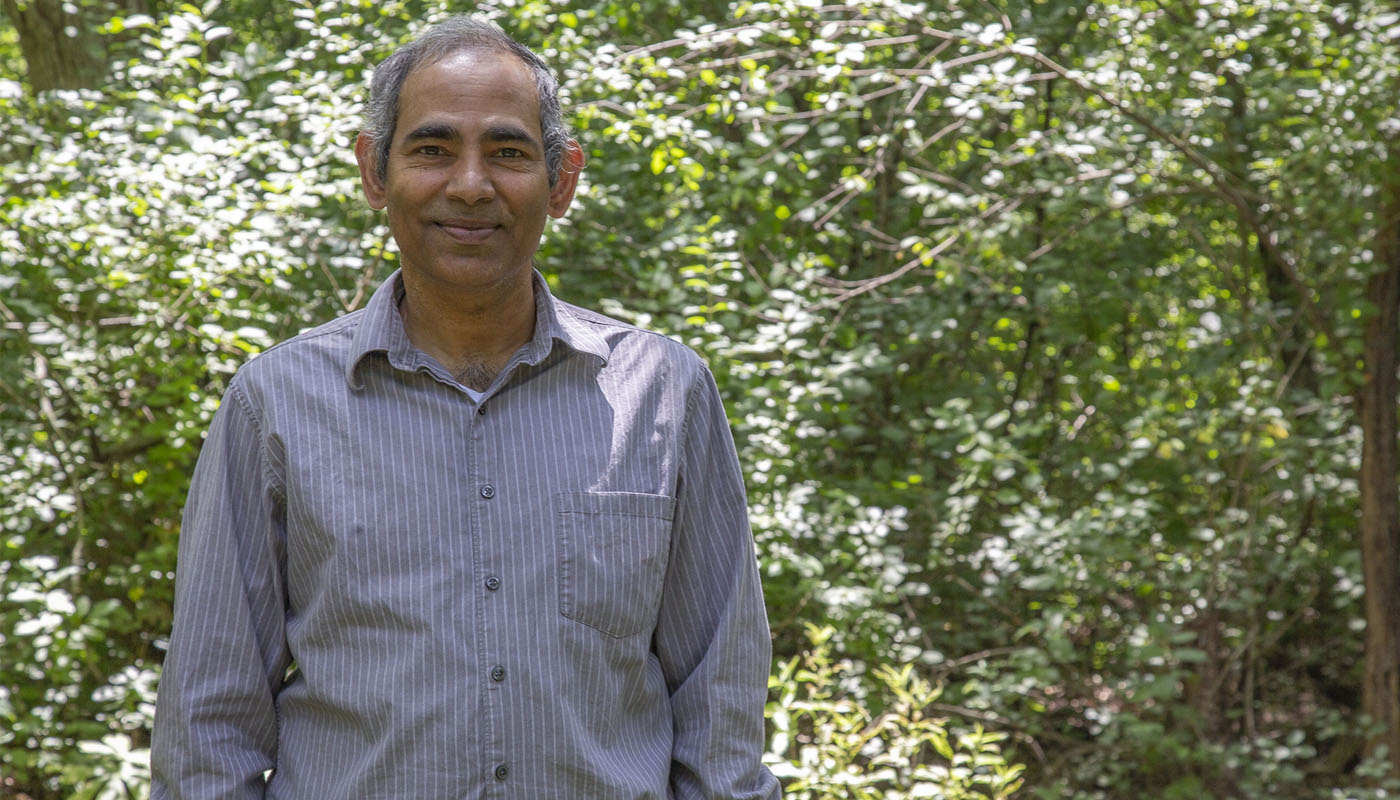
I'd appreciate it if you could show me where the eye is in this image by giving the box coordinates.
[416,145,447,156]
[497,147,526,158]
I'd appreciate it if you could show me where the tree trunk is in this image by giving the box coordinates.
[1362,135,1400,774]
[0,0,106,91]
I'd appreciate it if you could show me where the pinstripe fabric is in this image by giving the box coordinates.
[150,271,780,800]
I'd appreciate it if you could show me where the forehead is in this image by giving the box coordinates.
[395,48,542,140]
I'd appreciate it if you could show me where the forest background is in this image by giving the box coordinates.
[1,0,1398,797]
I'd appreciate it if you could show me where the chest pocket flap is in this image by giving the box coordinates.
[556,491,676,638]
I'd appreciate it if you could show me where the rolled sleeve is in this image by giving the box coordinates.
[151,379,290,800]
[657,367,781,800]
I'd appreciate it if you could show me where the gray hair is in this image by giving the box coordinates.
[363,16,572,187]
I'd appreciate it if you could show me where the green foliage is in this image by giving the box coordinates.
[767,624,1024,799]
[2,0,1398,797]
[0,3,390,795]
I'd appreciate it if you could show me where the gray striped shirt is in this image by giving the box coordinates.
[151,272,780,799]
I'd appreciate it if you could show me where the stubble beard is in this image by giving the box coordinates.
[452,358,498,392]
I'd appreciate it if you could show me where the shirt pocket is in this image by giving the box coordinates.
[556,490,677,638]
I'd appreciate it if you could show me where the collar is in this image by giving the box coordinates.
[345,269,610,389]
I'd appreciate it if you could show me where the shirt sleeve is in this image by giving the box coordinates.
[656,366,782,800]
[151,379,290,800]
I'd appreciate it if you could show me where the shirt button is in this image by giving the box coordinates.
[477,404,487,416]
[494,764,509,781]
[491,665,506,682]
[480,485,495,499]
[484,575,501,591]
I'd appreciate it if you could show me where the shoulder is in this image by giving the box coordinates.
[554,299,707,380]
[228,309,366,402]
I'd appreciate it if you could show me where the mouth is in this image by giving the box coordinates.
[435,220,499,244]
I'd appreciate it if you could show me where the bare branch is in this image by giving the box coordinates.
[806,232,958,311]
[1022,49,1338,350]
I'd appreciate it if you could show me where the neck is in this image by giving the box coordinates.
[397,270,537,390]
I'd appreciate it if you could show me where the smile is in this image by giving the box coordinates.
[436,221,499,244]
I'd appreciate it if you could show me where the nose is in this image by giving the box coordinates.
[445,152,495,205]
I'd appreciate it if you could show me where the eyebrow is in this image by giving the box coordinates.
[484,124,540,149]
[403,123,460,144]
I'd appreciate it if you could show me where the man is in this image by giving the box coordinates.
[151,16,781,799]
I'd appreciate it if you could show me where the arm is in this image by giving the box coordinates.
[656,367,782,800]
[151,379,290,800]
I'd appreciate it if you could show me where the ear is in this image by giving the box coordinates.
[546,140,585,219]
[355,131,388,210]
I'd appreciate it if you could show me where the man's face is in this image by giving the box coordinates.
[356,49,577,296]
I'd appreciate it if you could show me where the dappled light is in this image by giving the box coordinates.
[2,0,1398,797]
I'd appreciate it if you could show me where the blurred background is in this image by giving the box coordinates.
[1,0,1397,797]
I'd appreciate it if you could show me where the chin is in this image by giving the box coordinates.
[409,261,529,292]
